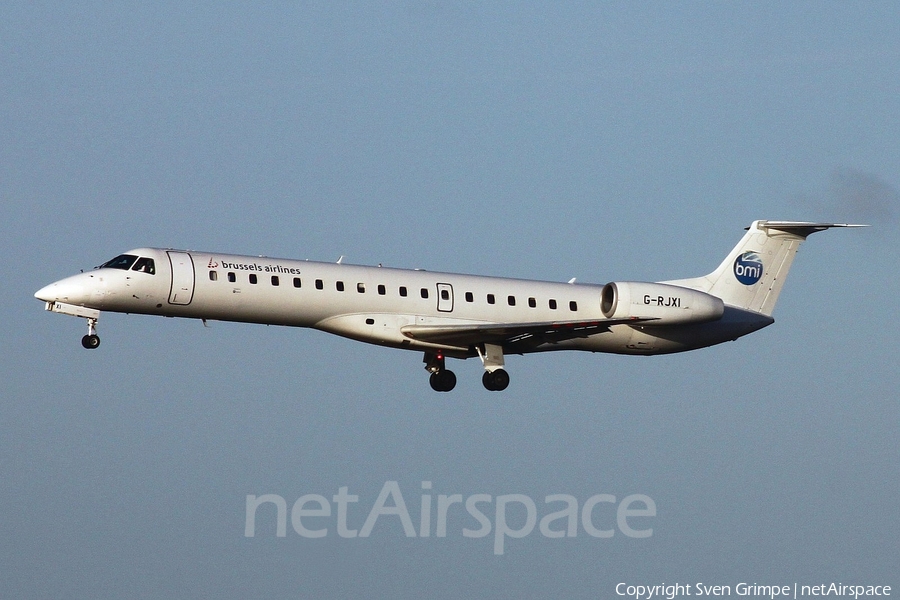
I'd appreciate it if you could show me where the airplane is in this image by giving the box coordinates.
[35,220,862,392]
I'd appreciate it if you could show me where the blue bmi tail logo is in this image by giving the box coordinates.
[733,251,763,285]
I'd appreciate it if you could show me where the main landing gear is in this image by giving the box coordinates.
[425,353,456,392]
[482,368,510,392]
[81,317,100,349]
[423,343,510,392]
[478,343,509,391]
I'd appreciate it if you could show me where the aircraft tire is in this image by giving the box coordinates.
[81,334,100,349]
[430,370,456,392]
[482,369,509,391]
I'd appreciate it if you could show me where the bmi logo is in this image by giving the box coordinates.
[733,251,763,285]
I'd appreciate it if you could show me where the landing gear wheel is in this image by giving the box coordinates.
[429,370,457,392]
[81,334,100,349]
[482,369,509,391]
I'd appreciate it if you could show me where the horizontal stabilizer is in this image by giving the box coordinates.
[749,221,868,238]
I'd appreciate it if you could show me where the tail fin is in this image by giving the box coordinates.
[666,220,865,316]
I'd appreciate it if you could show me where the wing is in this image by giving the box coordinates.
[400,316,654,350]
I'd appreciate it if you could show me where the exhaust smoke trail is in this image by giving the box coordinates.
[826,167,897,224]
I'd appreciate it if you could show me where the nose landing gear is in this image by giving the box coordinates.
[42,301,102,349]
[81,317,100,349]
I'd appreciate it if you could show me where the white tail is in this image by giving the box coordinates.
[666,220,864,316]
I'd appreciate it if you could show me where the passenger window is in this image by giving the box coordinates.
[336,281,345,292]
[209,271,218,282]
[132,257,156,274]
[293,278,301,288]
[528,297,536,308]
[569,301,578,311]
[507,295,516,306]
[399,286,408,297]
[316,279,324,290]
[228,272,236,283]
[441,289,450,300]
[487,294,495,305]
[549,299,557,310]
[420,288,429,299]
[465,292,474,302]
[249,274,258,284]
[357,283,366,293]
[271,276,279,286]
[377,284,386,295]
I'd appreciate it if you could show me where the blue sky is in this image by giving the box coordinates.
[2,3,898,598]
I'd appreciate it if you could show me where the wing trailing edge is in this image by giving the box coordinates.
[400,316,654,349]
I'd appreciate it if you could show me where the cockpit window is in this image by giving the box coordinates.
[100,254,138,270]
[132,257,156,275]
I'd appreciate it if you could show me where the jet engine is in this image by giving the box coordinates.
[600,281,724,325]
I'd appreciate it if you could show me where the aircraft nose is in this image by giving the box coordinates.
[34,284,55,302]
[34,274,92,304]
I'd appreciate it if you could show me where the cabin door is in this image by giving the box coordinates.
[167,251,195,305]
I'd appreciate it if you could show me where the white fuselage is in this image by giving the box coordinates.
[35,221,859,391]
[35,247,772,359]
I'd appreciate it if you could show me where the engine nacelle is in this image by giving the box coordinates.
[600,281,724,325]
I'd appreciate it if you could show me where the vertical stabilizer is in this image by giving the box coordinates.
[665,221,863,316]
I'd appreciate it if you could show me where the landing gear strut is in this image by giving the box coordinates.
[81,317,100,349]
[424,352,456,392]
